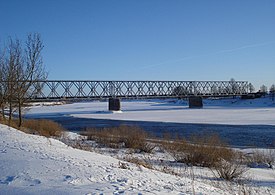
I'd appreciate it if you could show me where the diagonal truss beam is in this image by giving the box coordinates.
[27,80,249,100]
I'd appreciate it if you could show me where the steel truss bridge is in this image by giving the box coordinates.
[28,80,249,101]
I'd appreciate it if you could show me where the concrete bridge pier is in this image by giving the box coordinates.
[109,98,121,111]
[189,96,203,108]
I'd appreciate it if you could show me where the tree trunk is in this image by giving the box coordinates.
[18,100,22,127]
[8,101,12,125]
[1,103,6,121]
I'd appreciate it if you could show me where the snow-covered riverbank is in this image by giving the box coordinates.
[2,97,271,194]
[0,125,231,194]
[1,124,275,194]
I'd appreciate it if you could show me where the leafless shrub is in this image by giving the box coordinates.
[210,177,253,195]
[245,149,274,168]
[85,127,123,148]
[163,138,188,162]
[238,182,253,195]
[164,134,248,181]
[211,158,248,181]
[84,125,155,153]
[122,126,155,153]
[22,119,64,137]
[164,134,234,167]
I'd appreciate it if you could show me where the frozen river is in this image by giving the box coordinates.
[26,98,275,148]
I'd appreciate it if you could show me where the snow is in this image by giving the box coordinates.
[1,124,275,194]
[0,124,231,194]
[27,97,275,125]
[2,97,275,194]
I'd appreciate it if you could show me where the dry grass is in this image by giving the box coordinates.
[0,118,19,129]
[85,127,123,148]
[21,119,65,137]
[0,118,65,138]
[123,156,153,169]
[164,134,234,167]
[83,125,155,153]
[163,133,248,181]
[66,140,93,152]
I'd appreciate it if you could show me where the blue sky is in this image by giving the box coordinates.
[1,0,274,90]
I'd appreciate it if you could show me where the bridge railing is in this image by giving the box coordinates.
[25,80,249,100]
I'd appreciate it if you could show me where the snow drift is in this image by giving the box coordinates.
[0,124,230,194]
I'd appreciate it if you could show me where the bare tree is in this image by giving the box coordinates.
[229,78,238,98]
[260,85,268,94]
[1,33,47,126]
[15,33,47,127]
[0,44,7,120]
[4,38,23,124]
[211,85,218,95]
[270,84,275,102]
[248,83,255,93]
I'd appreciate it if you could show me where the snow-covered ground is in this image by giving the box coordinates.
[27,97,275,125]
[1,97,275,194]
[0,125,231,194]
[1,124,275,194]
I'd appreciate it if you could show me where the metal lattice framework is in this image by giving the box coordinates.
[27,80,249,101]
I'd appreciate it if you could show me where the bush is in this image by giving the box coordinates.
[164,134,234,167]
[84,125,155,153]
[246,149,274,168]
[163,134,247,181]
[163,138,189,163]
[85,127,122,148]
[122,126,155,153]
[211,156,248,181]
[22,119,65,137]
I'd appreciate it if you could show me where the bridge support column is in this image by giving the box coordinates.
[189,96,203,108]
[109,98,121,111]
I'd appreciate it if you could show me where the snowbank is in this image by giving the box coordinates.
[0,124,231,194]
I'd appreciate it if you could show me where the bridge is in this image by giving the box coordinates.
[28,80,249,110]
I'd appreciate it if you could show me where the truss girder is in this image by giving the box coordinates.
[27,80,249,100]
